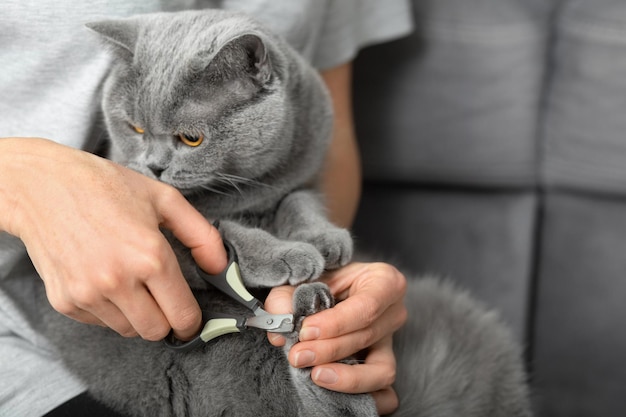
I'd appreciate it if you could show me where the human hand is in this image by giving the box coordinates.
[0,137,227,341]
[265,262,408,415]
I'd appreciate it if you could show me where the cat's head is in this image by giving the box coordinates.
[88,10,331,212]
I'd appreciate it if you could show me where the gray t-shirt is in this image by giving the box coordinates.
[0,1,412,415]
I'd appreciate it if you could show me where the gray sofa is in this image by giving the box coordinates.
[351,1,626,416]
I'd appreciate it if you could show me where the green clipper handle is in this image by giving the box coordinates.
[164,312,245,352]
[198,314,244,342]
[197,240,263,313]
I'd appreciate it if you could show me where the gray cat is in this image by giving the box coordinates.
[37,10,532,417]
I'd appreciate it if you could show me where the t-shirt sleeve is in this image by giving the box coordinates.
[311,0,414,70]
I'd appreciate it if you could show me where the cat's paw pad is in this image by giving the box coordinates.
[303,228,353,270]
[292,282,334,330]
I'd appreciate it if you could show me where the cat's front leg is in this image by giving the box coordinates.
[283,282,378,417]
[273,190,353,270]
[218,220,325,286]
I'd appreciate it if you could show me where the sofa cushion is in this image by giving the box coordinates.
[354,0,547,188]
[353,186,536,341]
[543,0,626,194]
[533,192,626,417]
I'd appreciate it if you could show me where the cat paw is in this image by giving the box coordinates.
[283,282,334,345]
[292,282,334,326]
[280,242,326,285]
[301,228,353,270]
[236,240,325,287]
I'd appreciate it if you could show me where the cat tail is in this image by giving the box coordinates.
[391,277,533,417]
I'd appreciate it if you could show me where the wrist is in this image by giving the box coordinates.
[0,137,27,236]
[0,137,65,237]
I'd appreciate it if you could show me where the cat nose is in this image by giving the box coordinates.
[148,164,165,178]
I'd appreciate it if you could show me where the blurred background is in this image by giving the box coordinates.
[351,1,626,416]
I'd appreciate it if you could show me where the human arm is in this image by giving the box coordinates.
[319,62,361,228]
[0,137,227,340]
[266,63,408,415]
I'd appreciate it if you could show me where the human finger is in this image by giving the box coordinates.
[264,285,295,346]
[309,335,397,394]
[301,263,407,341]
[371,387,400,416]
[61,296,138,338]
[87,302,139,338]
[289,301,406,367]
[141,236,203,340]
[43,275,136,335]
[110,285,172,341]
[54,305,106,328]
[155,185,227,275]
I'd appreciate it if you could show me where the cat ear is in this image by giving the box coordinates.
[86,19,138,55]
[234,34,272,85]
[192,32,272,85]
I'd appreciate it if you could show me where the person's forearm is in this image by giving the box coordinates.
[0,138,16,234]
[320,63,362,229]
[0,137,42,237]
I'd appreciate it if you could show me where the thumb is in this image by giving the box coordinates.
[265,285,295,314]
[155,187,227,274]
[265,285,295,346]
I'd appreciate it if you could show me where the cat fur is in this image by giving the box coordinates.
[37,10,532,417]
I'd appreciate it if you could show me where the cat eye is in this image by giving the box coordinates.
[131,125,145,134]
[179,133,204,147]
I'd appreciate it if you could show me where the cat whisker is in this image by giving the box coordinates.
[197,183,230,196]
[215,172,275,192]
[215,172,263,186]
[216,173,244,195]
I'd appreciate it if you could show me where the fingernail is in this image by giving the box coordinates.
[268,333,285,345]
[299,326,320,341]
[294,350,316,367]
[313,367,338,385]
